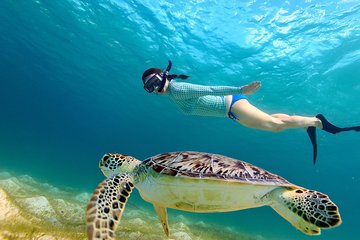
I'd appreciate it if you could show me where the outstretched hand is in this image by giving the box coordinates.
[241,81,261,95]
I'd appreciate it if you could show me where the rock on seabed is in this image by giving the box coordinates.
[0,172,258,240]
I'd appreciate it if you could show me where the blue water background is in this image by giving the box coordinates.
[1,0,360,239]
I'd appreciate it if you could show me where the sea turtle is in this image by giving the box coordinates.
[86,151,341,239]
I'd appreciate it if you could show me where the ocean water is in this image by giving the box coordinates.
[1,0,360,239]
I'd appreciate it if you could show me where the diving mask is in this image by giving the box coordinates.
[143,73,162,93]
[143,60,172,93]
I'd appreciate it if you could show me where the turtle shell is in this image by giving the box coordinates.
[142,151,292,186]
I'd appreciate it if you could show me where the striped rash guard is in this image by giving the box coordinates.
[166,81,244,117]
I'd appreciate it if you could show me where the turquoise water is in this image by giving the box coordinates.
[1,0,360,239]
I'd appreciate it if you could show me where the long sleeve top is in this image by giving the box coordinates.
[167,81,244,117]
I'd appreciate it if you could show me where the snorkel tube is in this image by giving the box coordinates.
[157,60,172,93]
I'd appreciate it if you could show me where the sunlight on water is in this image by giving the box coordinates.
[1,0,360,239]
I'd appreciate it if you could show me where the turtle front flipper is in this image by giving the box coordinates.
[86,173,134,240]
[153,204,170,237]
[269,187,342,235]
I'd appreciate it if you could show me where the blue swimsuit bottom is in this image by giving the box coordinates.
[227,94,247,121]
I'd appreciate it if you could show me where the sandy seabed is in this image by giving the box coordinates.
[0,171,262,240]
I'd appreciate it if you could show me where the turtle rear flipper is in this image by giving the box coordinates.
[87,173,134,240]
[269,187,342,235]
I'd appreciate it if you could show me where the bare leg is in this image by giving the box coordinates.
[271,113,323,129]
[230,100,322,132]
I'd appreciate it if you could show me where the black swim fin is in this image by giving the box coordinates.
[307,126,318,165]
[316,114,360,134]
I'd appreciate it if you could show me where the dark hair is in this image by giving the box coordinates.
[142,68,189,84]
[142,68,162,84]
[168,74,189,80]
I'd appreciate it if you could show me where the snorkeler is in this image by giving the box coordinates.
[142,61,360,164]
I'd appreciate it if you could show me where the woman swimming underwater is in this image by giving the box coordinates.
[142,61,360,164]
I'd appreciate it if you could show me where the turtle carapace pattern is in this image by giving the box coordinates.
[142,151,290,184]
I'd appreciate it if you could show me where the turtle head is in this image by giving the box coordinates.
[99,153,141,177]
